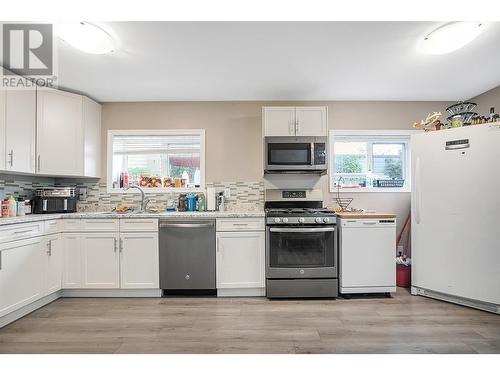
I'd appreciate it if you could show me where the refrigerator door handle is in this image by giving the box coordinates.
[414,157,422,224]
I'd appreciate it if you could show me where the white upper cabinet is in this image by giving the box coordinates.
[262,106,328,137]
[263,107,296,136]
[83,96,102,178]
[295,106,327,137]
[4,75,36,173]
[36,88,84,176]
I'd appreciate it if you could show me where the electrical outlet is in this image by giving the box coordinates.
[224,188,231,198]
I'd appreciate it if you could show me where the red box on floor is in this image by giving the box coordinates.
[396,265,411,288]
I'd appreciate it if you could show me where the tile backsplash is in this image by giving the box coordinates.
[0,175,264,212]
[0,175,55,199]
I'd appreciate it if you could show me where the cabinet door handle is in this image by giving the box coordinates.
[47,239,52,256]
[8,150,13,167]
[289,121,294,135]
[37,155,41,172]
[14,229,33,235]
[119,238,123,253]
[295,121,299,134]
[0,251,2,270]
[114,238,117,252]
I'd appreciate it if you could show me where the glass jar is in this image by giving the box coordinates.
[451,115,463,128]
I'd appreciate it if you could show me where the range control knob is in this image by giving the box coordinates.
[273,217,281,223]
[315,217,322,223]
[298,217,305,224]
[323,217,330,223]
[282,217,289,223]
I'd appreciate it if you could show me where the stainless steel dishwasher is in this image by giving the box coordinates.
[159,219,216,295]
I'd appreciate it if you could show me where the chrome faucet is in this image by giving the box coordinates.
[124,184,149,212]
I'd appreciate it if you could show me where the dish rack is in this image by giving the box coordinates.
[373,179,405,188]
[446,101,477,125]
[335,176,354,211]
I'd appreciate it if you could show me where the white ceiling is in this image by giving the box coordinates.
[55,22,500,102]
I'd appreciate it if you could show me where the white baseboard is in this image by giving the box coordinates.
[61,289,162,298]
[0,291,61,328]
[340,286,396,294]
[412,286,500,315]
[217,287,265,297]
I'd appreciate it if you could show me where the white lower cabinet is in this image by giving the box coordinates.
[43,234,63,296]
[62,233,83,288]
[81,233,120,289]
[216,231,265,294]
[120,233,159,289]
[62,222,158,290]
[0,237,45,317]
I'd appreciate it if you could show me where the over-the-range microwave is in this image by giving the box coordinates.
[264,136,328,174]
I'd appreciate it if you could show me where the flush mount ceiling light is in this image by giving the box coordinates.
[418,22,483,55]
[57,22,115,54]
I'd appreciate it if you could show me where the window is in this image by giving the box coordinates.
[108,130,205,191]
[330,130,413,192]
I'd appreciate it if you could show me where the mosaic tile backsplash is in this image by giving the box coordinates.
[0,175,55,199]
[0,175,264,212]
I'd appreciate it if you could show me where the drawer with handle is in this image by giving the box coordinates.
[120,218,158,232]
[81,219,119,232]
[216,218,265,232]
[62,219,82,232]
[44,219,61,234]
[0,221,44,243]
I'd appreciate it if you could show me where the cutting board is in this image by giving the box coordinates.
[334,212,397,219]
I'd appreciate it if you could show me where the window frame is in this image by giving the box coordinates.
[329,129,416,193]
[107,129,206,194]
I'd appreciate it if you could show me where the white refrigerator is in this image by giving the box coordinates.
[411,124,500,314]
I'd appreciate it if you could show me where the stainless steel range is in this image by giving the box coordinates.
[265,189,338,298]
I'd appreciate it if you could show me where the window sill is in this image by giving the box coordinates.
[107,187,206,194]
[330,187,411,193]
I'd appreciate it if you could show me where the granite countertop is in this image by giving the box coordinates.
[0,210,265,226]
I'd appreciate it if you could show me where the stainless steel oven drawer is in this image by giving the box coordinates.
[266,278,338,298]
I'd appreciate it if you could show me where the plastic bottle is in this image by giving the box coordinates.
[194,169,201,187]
[181,171,189,187]
[1,199,9,218]
[8,195,17,217]
[17,200,25,216]
[123,171,129,188]
[198,193,206,211]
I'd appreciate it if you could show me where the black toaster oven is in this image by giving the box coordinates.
[33,188,78,214]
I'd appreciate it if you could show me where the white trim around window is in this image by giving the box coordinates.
[329,129,418,193]
[107,129,206,194]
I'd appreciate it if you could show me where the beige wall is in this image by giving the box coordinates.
[470,85,500,116]
[101,100,452,181]
[101,100,452,235]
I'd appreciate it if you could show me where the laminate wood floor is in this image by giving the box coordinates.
[0,288,499,354]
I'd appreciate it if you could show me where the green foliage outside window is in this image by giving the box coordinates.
[384,158,403,180]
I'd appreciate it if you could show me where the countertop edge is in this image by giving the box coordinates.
[0,211,266,226]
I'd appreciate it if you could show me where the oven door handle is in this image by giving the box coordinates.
[269,227,335,233]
